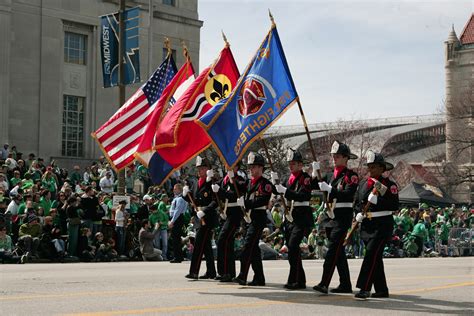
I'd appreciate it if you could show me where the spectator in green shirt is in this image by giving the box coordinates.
[42,171,58,200]
[39,190,53,217]
[411,220,427,257]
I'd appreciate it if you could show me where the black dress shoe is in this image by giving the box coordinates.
[330,286,353,294]
[284,283,306,290]
[232,276,247,286]
[247,280,265,286]
[169,259,182,263]
[354,290,371,300]
[199,273,217,279]
[313,284,329,294]
[185,273,198,280]
[214,275,223,280]
[371,291,389,298]
[220,275,233,283]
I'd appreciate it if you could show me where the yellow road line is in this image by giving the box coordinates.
[0,285,235,301]
[392,281,474,295]
[63,281,474,316]
[64,300,290,316]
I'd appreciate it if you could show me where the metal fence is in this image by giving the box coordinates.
[447,228,473,257]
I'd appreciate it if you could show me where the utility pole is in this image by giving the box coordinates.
[117,0,126,194]
[148,0,154,77]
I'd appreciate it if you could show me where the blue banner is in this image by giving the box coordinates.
[198,27,298,168]
[100,7,140,88]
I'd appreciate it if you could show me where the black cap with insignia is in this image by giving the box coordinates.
[246,151,265,166]
[286,148,304,163]
[195,156,211,168]
[365,150,394,171]
[330,141,358,159]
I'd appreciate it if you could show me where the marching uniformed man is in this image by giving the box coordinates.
[274,149,313,290]
[183,156,218,280]
[233,152,273,286]
[212,162,248,282]
[313,141,359,294]
[354,150,398,300]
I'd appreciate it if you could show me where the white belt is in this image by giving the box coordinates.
[253,207,266,211]
[369,211,393,218]
[334,202,353,208]
[227,202,239,207]
[292,201,310,207]
[197,207,205,212]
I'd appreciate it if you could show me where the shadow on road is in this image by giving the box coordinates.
[200,286,474,314]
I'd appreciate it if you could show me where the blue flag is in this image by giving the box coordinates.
[100,7,140,88]
[198,27,298,168]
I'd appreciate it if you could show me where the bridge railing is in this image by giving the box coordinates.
[266,114,444,136]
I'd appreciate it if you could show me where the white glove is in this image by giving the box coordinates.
[312,161,320,178]
[197,210,205,219]
[356,212,365,223]
[211,184,220,193]
[220,213,227,220]
[368,192,378,204]
[270,171,279,184]
[206,169,214,182]
[183,185,190,196]
[237,196,245,208]
[275,184,287,195]
[227,170,234,183]
[318,181,332,193]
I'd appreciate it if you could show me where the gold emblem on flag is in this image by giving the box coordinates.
[205,74,232,106]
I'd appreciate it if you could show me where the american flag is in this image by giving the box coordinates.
[92,55,177,171]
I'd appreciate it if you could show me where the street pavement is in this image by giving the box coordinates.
[1,257,473,315]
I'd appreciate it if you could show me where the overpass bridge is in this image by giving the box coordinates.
[264,114,446,164]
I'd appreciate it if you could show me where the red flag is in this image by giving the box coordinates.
[154,46,240,179]
[134,59,194,166]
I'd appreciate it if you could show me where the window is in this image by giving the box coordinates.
[64,32,87,65]
[162,0,175,6]
[162,47,177,62]
[62,95,85,157]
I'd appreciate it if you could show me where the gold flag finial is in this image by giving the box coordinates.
[181,40,190,61]
[164,37,171,56]
[268,9,276,27]
[221,30,229,48]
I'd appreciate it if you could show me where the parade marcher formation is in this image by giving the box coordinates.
[312,141,359,295]
[127,142,397,300]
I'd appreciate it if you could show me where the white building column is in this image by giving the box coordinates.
[0,0,12,144]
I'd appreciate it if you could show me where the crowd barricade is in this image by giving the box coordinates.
[448,228,472,257]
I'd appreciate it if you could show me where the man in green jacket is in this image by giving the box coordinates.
[18,215,42,259]
[411,220,427,257]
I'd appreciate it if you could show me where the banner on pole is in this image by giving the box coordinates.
[100,6,141,88]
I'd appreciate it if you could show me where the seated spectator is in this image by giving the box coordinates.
[139,219,162,261]
[18,214,42,260]
[0,224,14,263]
[77,227,95,262]
[93,232,117,262]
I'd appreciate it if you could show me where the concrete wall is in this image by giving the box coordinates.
[3,0,202,170]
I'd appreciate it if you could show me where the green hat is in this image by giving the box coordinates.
[420,203,429,210]
[160,193,168,200]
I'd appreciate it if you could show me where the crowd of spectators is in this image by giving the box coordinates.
[0,143,472,264]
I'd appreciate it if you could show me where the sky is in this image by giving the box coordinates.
[197,0,473,125]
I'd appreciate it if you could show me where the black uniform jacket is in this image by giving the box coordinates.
[243,176,273,226]
[185,179,218,227]
[283,171,313,227]
[355,176,399,239]
[218,171,248,221]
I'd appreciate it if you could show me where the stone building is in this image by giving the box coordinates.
[0,0,202,168]
[443,13,473,203]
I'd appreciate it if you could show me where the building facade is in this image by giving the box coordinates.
[444,14,473,203]
[0,0,202,168]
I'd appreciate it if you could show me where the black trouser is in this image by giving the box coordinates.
[319,225,351,288]
[287,224,309,285]
[237,221,265,283]
[171,215,184,261]
[356,236,389,293]
[217,218,239,277]
[189,224,216,276]
[414,235,424,257]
